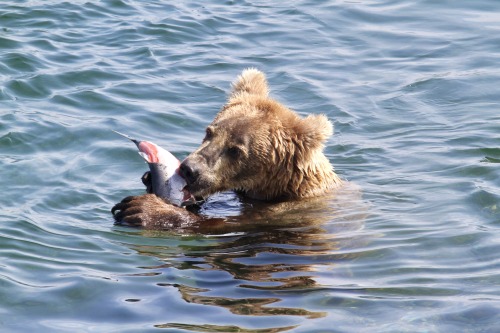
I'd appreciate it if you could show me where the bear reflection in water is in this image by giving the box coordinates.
[123,185,367,328]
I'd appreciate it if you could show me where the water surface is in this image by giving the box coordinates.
[1,1,499,332]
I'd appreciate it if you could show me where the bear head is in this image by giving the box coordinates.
[180,69,340,201]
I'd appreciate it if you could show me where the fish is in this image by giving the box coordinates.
[114,131,196,207]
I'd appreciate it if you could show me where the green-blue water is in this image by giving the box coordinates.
[1,1,499,332]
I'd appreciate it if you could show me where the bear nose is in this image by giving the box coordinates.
[179,160,199,185]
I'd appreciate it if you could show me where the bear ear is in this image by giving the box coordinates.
[295,114,333,150]
[230,68,269,98]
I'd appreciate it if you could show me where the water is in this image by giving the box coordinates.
[1,0,499,332]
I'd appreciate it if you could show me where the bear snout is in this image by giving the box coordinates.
[179,159,199,186]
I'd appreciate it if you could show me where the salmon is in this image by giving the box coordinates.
[114,131,195,207]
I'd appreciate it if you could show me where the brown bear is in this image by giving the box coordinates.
[112,69,343,229]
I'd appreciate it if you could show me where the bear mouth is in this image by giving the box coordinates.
[183,179,222,202]
[182,183,208,201]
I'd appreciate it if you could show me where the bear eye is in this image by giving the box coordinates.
[226,146,241,159]
[204,127,214,141]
